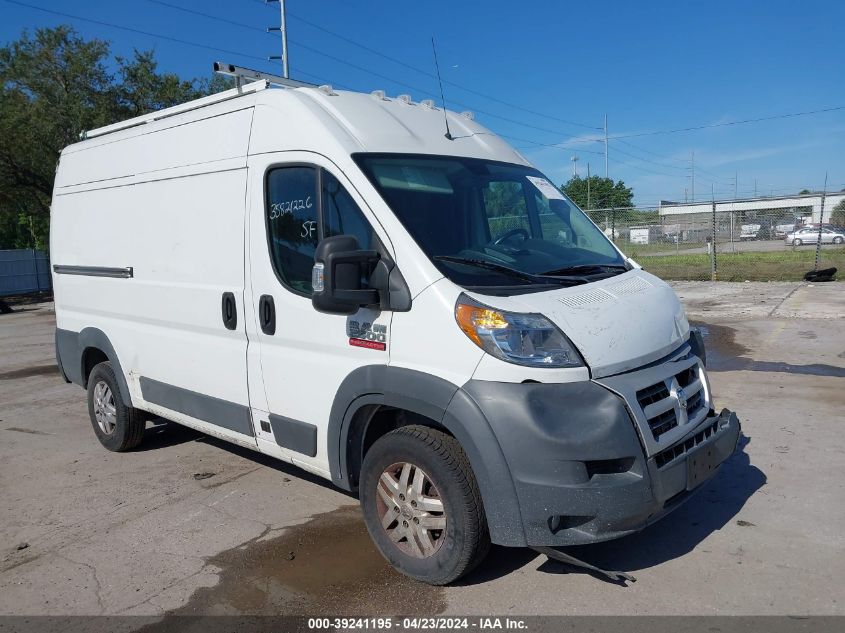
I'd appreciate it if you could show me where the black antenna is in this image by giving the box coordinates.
[431,37,453,140]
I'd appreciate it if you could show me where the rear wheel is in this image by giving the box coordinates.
[87,362,145,451]
[359,425,490,585]
[833,236,844,245]
[792,238,802,246]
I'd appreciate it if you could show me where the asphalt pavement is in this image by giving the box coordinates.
[1,282,843,617]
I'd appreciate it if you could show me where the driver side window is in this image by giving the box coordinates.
[482,181,530,242]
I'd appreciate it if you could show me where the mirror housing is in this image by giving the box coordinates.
[312,235,380,315]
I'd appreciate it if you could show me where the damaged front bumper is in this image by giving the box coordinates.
[462,377,741,547]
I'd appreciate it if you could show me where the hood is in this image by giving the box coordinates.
[474,270,689,379]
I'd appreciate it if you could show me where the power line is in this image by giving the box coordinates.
[251,0,601,131]
[7,0,593,143]
[613,138,737,184]
[609,156,683,179]
[616,139,688,163]
[144,0,594,141]
[608,105,845,140]
[4,0,269,63]
[610,143,688,172]
[1,0,368,90]
[10,0,842,191]
[505,135,606,156]
[146,0,264,33]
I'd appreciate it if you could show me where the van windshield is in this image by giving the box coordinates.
[353,154,628,293]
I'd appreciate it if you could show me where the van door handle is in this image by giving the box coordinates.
[221,292,237,330]
[258,294,276,335]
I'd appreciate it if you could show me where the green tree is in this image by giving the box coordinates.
[0,27,114,248]
[561,175,634,210]
[831,199,845,227]
[114,50,205,116]
[0,26,232,249]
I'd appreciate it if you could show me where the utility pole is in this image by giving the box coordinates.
[814,172,828,272]
[730,171,737,250]
[710,184,717,281]
[266,0,290,78]
[690,151,695,201]
[571,155,579,178]
[604,114,609,178]
[587,163,592,210]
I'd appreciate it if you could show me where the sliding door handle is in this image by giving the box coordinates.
[258,294,276,335]
[221,292,237,330]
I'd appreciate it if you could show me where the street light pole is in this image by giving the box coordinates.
[604,114,608,178]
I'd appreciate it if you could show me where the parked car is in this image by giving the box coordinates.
[51,68,741,585]
[785,227,845,246]
[775,223,798,239]
[739,224,761,241]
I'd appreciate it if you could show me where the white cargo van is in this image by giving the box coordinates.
[51,73,740,584]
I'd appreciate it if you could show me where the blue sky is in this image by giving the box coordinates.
[2,0,844,206]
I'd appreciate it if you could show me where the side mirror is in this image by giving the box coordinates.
[312,235,380,315]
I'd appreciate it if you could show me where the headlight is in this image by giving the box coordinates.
[455,295,584,368]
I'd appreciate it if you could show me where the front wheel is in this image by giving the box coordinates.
[792,238,802,246]
[359,425,490,585]
[833,236,844,245]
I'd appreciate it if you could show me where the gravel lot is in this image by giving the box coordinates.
[1,282,843,618]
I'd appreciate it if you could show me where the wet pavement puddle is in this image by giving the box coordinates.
[693,322,845,377]
[168,505,446,616]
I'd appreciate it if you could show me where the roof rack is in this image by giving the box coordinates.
[78,62,324,141]
[212,61,318,89]
[80,78,269,140]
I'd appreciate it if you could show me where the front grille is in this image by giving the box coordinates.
[648,408,678,439]
[654,420,719,468]
[595,346,711,458]
[676,366,696,388]
[634,364,706,441]
[637,382,669,407]
[686,390,703,417]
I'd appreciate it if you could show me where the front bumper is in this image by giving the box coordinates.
[462,378,741,547]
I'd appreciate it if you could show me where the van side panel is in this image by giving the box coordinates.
[55,105,254,189]
[52,107,255,441]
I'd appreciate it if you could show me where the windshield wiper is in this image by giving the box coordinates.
[540,263,628,277]
[433,256,586,286]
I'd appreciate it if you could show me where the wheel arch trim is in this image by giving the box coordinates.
[56,327,134,406]
[327,365,526,546]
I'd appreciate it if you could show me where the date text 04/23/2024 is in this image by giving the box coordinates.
[307,617,528,630]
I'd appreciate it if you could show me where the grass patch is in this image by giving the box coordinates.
[635,248,845,281]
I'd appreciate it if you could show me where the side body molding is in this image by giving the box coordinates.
[327,365,526,546]
[55,327,134,406]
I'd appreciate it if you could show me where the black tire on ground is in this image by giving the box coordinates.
[793,238,802,246]
[359,424,491,585]
[86,361,145,452]
[834,237,844,244]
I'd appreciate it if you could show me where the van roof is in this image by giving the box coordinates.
[69,80,528,166]
[56,81,530,191]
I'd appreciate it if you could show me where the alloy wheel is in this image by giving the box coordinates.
[375,462,447,558]
[92,380,117,435]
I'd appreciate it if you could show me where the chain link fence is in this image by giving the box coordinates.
[584,203,844,282]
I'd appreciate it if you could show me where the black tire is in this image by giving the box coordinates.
[793,238,802,246]
[834,236,844,245]
[359,425,490,585]
[87,361,145,452]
